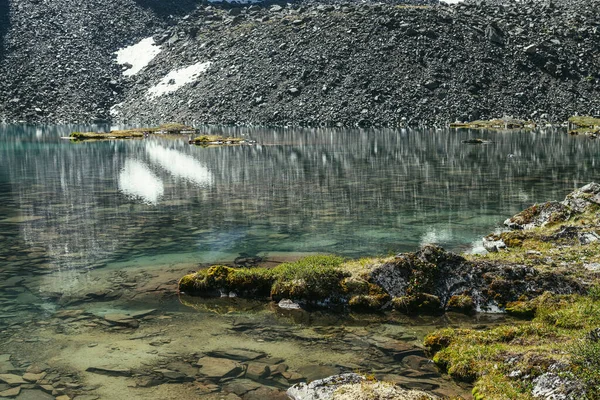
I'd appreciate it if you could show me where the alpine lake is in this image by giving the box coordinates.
[0,124,598,400]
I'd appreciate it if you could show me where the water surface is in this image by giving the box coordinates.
[0,124,598,399]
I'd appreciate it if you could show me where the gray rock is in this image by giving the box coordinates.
[287,373,364,400]
[482,236,506,253]
[278,299,302,310]
[532,372,585,400]
[578,232,599,245]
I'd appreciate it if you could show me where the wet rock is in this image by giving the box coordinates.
[54,310,85,319]
[0,386,20,397]
[153,369,191,382]
[244,387,288,400]
[197,357,242,380]
[295,366,340,383]
[85,367,132,377]
[103,314,139,328]
[22,373,45,382]
[223,379,262,396]
[0,355,16,374]
[13,389,54,400]
[0,374,27,385]
[206,349,266,362]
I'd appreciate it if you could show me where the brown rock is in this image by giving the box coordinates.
[245,363,270,381]
[22,372,46,382]
[0,386,20,397]
[197,357,242,380]
[0,374,26,385]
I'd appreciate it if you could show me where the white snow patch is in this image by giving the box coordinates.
[147,62,212,98]
[146,143,213,187]
[115,37,162,76]
[110,102,123,118]
[118,159,164,204]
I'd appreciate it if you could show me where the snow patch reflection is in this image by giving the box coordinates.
[118,159,164,204]
[146,143,213,187]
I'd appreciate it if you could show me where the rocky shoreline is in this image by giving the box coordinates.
[179,183,600,399]
[1,0,600,125]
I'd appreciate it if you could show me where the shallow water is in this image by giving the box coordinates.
[1,124,599,399]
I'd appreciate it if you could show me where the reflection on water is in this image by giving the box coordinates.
[146,142,213,187]
[119,158,165,204]
[1,124,599,277]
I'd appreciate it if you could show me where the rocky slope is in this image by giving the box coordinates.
[1,0,600,126]
[0,0,201,123]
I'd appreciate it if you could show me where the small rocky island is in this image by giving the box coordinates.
[180,183,600,400]
[68,123,199,140]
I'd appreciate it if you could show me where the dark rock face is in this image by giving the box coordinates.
[371,244,583,312]
[1,0,600,125]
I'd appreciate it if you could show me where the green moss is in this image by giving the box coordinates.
[505,300,536,319]
[447,294,475,314]
[568,115,600,128]
[392,293,442,314]
[270,255,349,301]
[179,255,351,303]
[425,294,600,399]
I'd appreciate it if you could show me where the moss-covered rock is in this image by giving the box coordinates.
[392,293,442,314]
[69,123,198,140]
[446,294,475,314]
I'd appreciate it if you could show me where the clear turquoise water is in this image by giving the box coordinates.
[1,124,598,398]
[1,124,599,272]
